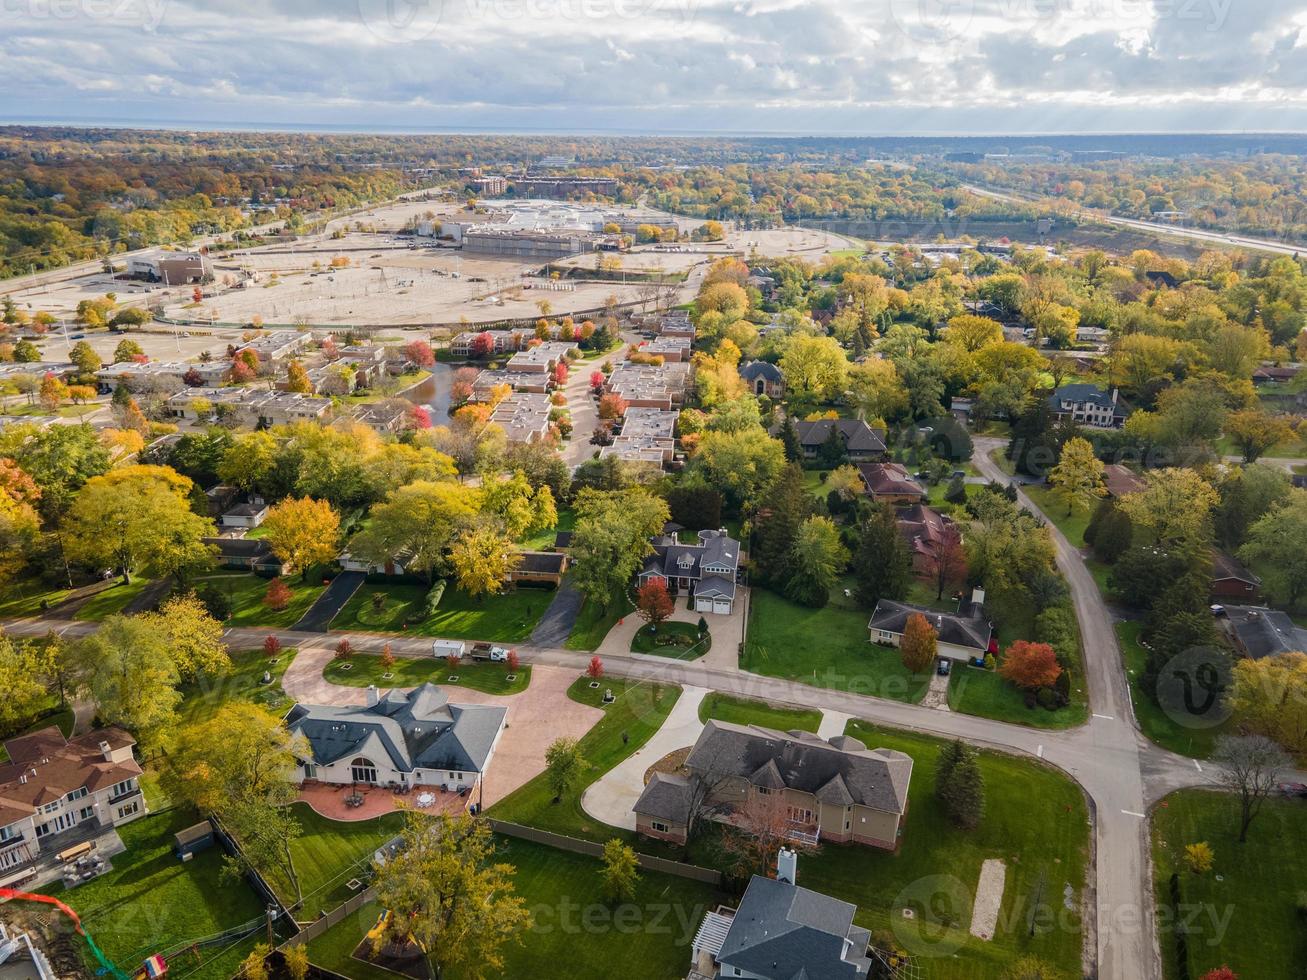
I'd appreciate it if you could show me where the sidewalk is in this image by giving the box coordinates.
[580,686,709,831]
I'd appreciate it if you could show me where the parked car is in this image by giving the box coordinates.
[936,658,951,676]
[1277,782,1307,798]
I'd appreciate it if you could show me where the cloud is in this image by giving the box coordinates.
[0,0,1305,132]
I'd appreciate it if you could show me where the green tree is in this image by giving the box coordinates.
[1239,490,1307,608]
[352,480,481,583]
[853,504,912,607]
[689,428,786,511]
[0,633,50,731]
[218,430,279,494]
[751,465,810,588]
[600,838,641,904]
[141,592,230,680]
[0,422,110,520]
[935,739,984,830]
[69,340,102,380]
[783,516,849,608]
[779,334,849,407]
[1048,436,1106,516]
[568,488,669,611]
[69,615,181,746]
[544,736,584,803]
[482,470,557,541]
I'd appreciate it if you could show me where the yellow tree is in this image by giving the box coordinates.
[1119,468,1219,547]
[900,612,938,674]
[449,525,520,599]
[1225,409,1294,464]
[141,592,230,680]
[1048,437,1106,516]
[1229,653,1307,757]
[285,359,312,394]
[263,497,340,580]
[942,314,1003,352]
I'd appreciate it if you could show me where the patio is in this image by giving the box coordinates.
[297,781,471,822]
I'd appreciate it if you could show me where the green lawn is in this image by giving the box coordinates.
[37,808,270,980]
[324,651,531,695]
[1152,789,1307,980]
[564,590,634,651]
[743,584,931,703]
[1117,622,1230,759]
[73,577,157,620]
[491,677,680,842]
[176,648,298,729]
[278,803,406,919]
[631,620,711,659]
[0,577,69,618]
[520,507,574,552]
[697,692,821,732]
[308,836,726,980]
[948,663,1088,729]
[191,572,327,629]
[331,582,546,642]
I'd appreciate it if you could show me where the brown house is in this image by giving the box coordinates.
[1102,464,1145,499]
[506,551,568,587]
[896,504,957,577]
[633,722,912,849]
[1211,550,1261,602]
[857,462,925,504]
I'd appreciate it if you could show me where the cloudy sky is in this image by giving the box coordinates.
[3,0,1307,133]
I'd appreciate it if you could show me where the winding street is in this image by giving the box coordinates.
[8,447,1278,979]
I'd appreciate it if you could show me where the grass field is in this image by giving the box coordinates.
[948,660,1089,730]
[191,572,327,629]
[331,582,547,642]
[176,648,297,730]
[564,590,634,651]
[520,507,575,552]
[279,804,406,918]
[697,692,821,732]
[742,584,931,703]
[1152,789,1307,980]
[323,651,531,695]
[0,578,69,618]
[38,808,270,980]
[490,677,680,842]
[631,620,711,659]
[1117,622,1230,758]
[72,577,156,620]
[307,835,726,980]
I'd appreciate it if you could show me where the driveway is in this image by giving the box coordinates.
[291,570,365,632]
[529,579,583,647]
[595,590,745,672]
[581,686,709,830]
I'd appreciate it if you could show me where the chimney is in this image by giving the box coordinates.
[776,847,797,885]
[366,685,379,707]
[99,740,113,762]
[971,587,986,608]
[1111,388,1119,406]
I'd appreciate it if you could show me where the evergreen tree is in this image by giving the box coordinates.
[934,739,964,800]
[852,503,912,607]
[935,739,984,829]
[817,425,847,468]
[752,464,810,587]
[779,414,802,462]
[944,474,967,505]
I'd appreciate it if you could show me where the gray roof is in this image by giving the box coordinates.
[685,721,912,815]
[695,575,737,600]
[640,529,740,582]
[1048,383,1130,417]
[632,771,693,823]
[740,360,783,383]
[794,419,887,455]
[718,876,871,980]
[868,599,991,653]
[285,683,506,775]
[1221,605,1307,660]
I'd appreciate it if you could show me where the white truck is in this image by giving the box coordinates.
[431,639,467,659]
[470,642,511,663]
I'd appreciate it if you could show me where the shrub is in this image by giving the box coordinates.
[263,635,282,657]
[263,577,292,612]
[196,584,232,622]
[335,638,353,659]
[424,579,446,618]
[1036,687,1058,711]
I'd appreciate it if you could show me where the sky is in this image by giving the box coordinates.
[3,0,1307,134]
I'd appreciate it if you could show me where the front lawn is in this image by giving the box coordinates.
[308,836,726,980]
[491,677,680,842]
[947,663,1088,729]
[37,808,271,980]
[1152,789,1307,980]
[0,577,69,618]
[1117,621,1230,758]
[331,582,547,642]
[176,647,297,729]
[324,651,530,696]
[631,620,711,659]
[743,584,931,703]
[697,692,821,732]
[191,572,327,630]
[564,590,634,651]
[73,577,156,620]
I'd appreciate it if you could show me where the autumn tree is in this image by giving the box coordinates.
[285,359,312,393]
[1228,653,1307,756]
[263,497,340,580]
[141,592,230,680]
[1225,409,1294,464]
[545,736,584,803]
[569,488,670,611]
[449,525,520,599]
[923,520,967,602]
[0,632,52,732]
[998,641,1062,691]
[1119,468,1219,547]
[481,470,557,541]
[600,838,641,904]
[779,334,849,408]
[1184,842,1214,875]
[587,655,604,680]
[899,613,937,673]
[1048,436,1106,517]
[263,577,292,611]
[218,430,278,493]
[636,578,674,629]
[404,339,435,368]
[351,480,480,582]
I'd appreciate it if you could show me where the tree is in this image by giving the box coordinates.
[545,736,584,803]
[779,334,848,407]
[142,592,230,680]
[1198,968,1238,980]
[482,471,557,541]
[352,481,480,582]
[778,414,802,461]
[69,615,181,746]
[1212,734,1290,843]
[636,578,674,629]
[371,812,528,980]
[12,339,40,363]
[569,488,669,611]
[0,633,52,731]
[263,497,340,580]
[263,577,292,611]
[900,613,937,673]
[285,359,312,393]
[690,428,786,511]
[998,641,1062,691]
[1184,841,1214,875]
[283,945,310,980]
[853,504,912,607]
[588,655,604,680]
[1048,437,1106,517]
[600,838,640,904]
[719,793,815,882]
[1119,468,1220,548]
[404,339,436,368]
[63,465,214,584]
[943,314,1003,352]
[164,702,303,815]
[935,739,984,829]
[923,520,967,602]
[1228,653,1307,756]
[218,431,278,493]
[1225,409,1294,464]
[783,516,849,608]
[239,945,270,980]
[69,340,102,379]
[449,525,519,599]
[1002,957,1065,980]
[1238,490,1307,608]
[263,635,282,657]
[113,338,144,362]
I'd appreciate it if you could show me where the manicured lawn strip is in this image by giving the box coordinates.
[309,836,726,980]
[697,692,821,732]
[1023,485,1092,547]
[331,582,546,642]
[73,577,156,620]
[177,648,297,728]
[948,663,1088,729]
[743,584,931,703]
[926,479,984,509]
[490,677,680,843]
[0,578,69,617]
[1117,622,1228,759]
[281,803,406,918]
[324,652,531,695]
[631,620,710,659]
[1152,789,1307,980]
[192,572,327,630]
[520,507,575,551]
[38,808,268,980]
[564,590,634,651]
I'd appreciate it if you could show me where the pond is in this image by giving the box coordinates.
[402,361,455,419]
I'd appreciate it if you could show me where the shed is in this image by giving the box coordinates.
[174,819,215,860]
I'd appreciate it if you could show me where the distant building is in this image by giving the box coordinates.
[856,462,925,504]
[126,250,212,284]
[739,361,784,398]
[793,420,887,462]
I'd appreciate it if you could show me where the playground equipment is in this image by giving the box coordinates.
[0,887,139,980]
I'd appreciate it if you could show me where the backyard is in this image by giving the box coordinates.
[330,582,547,642]
[742,583,931,703]
[1152,788,1307,980]
[323,651,531,696]
[277,804,406,919]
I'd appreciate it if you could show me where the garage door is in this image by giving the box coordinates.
[713,599,731,615]
[695,598,713,613]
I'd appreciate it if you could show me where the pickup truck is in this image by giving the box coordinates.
[470,642,511,663]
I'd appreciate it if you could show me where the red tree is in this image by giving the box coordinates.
[471,332,495,359]
[636,579,674,629]
[403,339,435,368]
[445,652,462,669]
[407,405,432,430]
[335,638,353,659]
[131,353,149,364]
[1199,969,1238,980]
[598,393,627,420]
[587,656,604,681]
[321,336,339,360]
[263,577,292,611]
[589,370,606,392]
[551,362,569,387]
[506,649,521,672]
[998,641,1063,690]
[263,635,282,657]
[380,643,396,670]
[923,522,967,601]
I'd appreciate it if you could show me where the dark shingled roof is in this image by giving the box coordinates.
[718,875,872,979]
[685,721,912,815]
[632,772,693,823]
[1211,550,1260,587]
[1220,605,1307,660]
[515,551,567,574]
[794,419,887,455]
[740,360,783,383]
[868,599,991,653]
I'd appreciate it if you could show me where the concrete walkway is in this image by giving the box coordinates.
[816,710,851,740]
[580,685,710,831]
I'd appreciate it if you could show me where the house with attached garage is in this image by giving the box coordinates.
[1047,383,1131,429]
[868,589,996,662]
[285,684,506,796]
[792,419,887,462]
[636,528,741,614]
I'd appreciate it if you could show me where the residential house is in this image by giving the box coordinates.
[606,361,692,411]
[233,330,313,367]
[0,727,146,887]
[739,361,784,399]
[506,342,577,374]
[1102,464,1145,499]
[633,722,912,849]
[506,551,568,587]
[690,871,873,980]
[204,536,284,576]
[1252,364,1301,384]
[220,501,269,530]
[896,504,958,578]
[286,684,507,796]
[449,328,537,358]
[1211,551,1262,602]
[868,590,995,662]
[1215,605,1307,660]
[794,420,887,462]
[636,528,741,614]
[856,462,925,504]
[1047,384,1130,429]
[488,391,554,444]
